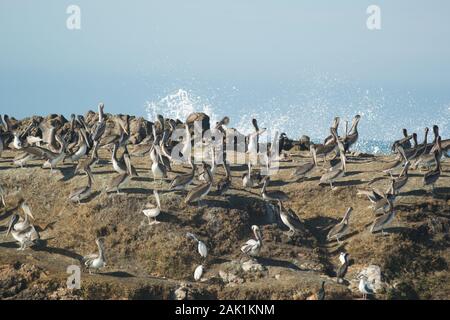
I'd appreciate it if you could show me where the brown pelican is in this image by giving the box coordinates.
[358,275,375,300]
[399,128,412,150]
[75,141,99,175]
[83,238,106,273]
[90,103,107,144]
[342,115,361,153]
[414,135,442,170]
[123,146,138,177]
[370,206,396,235]
[423,149,442,193]
[319,129,347,189]
[13,152,37,168]
[150,145,168,182]
[6,214,40,250]
[261,176,288,202]
[408,127,429,161]
[142,190,161,225]
[357,188,384,206]
[336,252,349,284]
[180,124,192,162]
[20,134,67,173]
[184,163,212,205]
[242,162,263,188]
[216,163,231,196]
[388,161,410,195]
[323,117,340,145]
[290,149,316,182]
[382,144,407,174]
[186,232,208,259]
[112,142,127,174]
[68,128,89,162]
[106,173,129,194]
[169,160,196,191]
[69,169,94,204]
[199,146,216,182]
[277,200,303,236]
[130,136,153,157]
[240,225,262,257]
[372,183,395,215]
[327,207,352,243]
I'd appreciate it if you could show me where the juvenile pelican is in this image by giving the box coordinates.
[83,238,106,273]
[186,232,208,259]
[240,225,262,258]
[75,141,99,175]
[327,207,352,243]
[112,142,128,174]
[242,162,263,188]
[261,176,288,202]
[373,188,395,215]
[13,200,35,231]
[142,190,161,225]
[150,145,168,182]
[184,163,212,205]
[389,161,410,195]
[290,146,316,181]
[342,114,361,153]
[6,214,40,250]
[216,163,231,196]
[370,207,396,235]
[169,160,196,191]
[323,117,340,145]
[319,129,347,189]
[69,128,89,162]
[277,200,303,236]
[357,188,384,206]
[423,149,442,193]
[69,169,94,204]
[106,173,129,194]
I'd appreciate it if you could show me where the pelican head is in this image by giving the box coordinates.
[251,225,262,241]
[20,200,35,220]
[402,128,408,137]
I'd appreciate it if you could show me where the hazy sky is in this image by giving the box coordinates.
[0,0,449,142]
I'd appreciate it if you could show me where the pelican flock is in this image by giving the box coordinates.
[0,106,448,301]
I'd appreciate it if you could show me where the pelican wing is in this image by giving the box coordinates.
[22,146,58,160]
[169,173,193,190]
[291,161,315,177]
[327,222,347,240]
[241,239,258,254]
[185,182,210,203]
[69,186,88,200]
[370,213,393,232]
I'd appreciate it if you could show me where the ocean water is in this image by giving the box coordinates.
[145,88,448,155]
